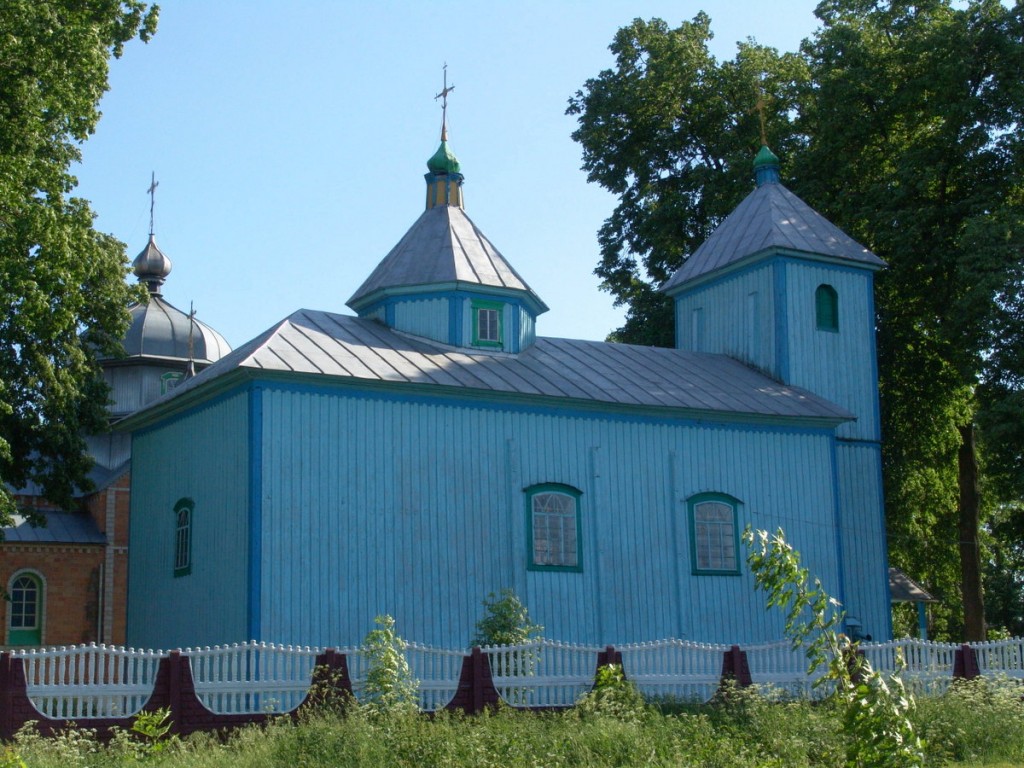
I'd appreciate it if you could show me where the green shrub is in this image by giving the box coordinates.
[359,614,419,717]
[471,588,542,647]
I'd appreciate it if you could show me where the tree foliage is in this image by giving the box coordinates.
[569,1,1024,639]
[0,0,158,523]
[567,15,808,345]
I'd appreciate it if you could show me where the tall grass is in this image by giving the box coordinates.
[5,681,1022,767]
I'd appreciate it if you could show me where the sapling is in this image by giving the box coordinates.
[744,527,924,768]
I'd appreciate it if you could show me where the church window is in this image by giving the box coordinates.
[472,300,503,347]
[526,484,582,572]
[174,497,194,577]
[7,571,43,646]
[161,371,184,395]
[815,284,839,332]
[688,493,741,575]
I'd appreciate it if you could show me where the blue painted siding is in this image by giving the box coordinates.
[516,304,536,350]
[251,385,846,648]
[674,264,777,376]
[392,297,450,343]
[127,392,250,649]
[836,441,890,639]
[783,264,880,441]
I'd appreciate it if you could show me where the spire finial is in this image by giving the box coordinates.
[185,301,197,378]
[435,63,455,142]
[754,90,769,147]
[147,172,159,236]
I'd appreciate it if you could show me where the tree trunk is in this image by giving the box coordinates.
[958,423,986,641]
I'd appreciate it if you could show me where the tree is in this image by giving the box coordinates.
[0,1,158,525]
[566,15,808,345]
[795,0,1024,640]
[569,1,1024,640]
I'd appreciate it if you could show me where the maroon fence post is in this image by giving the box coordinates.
[953,644,980,680]
[446,646,499,714]
[719,645,752,688]
[166,650,183,735]
[0,652,11,741]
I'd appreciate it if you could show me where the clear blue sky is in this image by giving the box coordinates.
[75,1,822,349]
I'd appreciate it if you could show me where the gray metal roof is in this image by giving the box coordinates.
[348,206,547,312]
[889,567,938,603]
[142,309,854,423]
[2,511,106,545]
[662,181,885,293]
[121,295,232,364]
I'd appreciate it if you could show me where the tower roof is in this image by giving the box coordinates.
[119,235,232,363]
[427,140,461,175]
[662,148,885,294]
[347,204,548,314]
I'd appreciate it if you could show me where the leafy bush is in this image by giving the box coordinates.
[574,663,648,724]
[471,588,543,647]
[359,614,419,717]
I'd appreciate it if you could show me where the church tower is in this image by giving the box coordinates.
[662,147,891,638]
[347,75,547,353]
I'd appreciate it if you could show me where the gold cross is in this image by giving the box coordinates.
[435,63,455,140]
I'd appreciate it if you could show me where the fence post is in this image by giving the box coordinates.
[167,650,183,734]
[953,644,980,680]
[720,645,752,688]
[447,646,498,714]
[595,645,623,683]
[0,653,10,741]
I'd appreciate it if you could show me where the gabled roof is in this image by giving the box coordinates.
[662,181,884,293]
[347,205,547,312]
[125,309,854,425]
[2,511,106,545]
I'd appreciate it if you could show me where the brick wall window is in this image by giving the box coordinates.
[7,570,43,646]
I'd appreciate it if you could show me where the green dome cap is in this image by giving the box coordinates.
[427,140,461,175]
[753,145,781,187]
[753,145,780,168]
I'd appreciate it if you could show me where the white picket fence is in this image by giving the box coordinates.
[9,636,1024,720]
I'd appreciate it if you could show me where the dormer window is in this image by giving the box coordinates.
[472,300,503,347]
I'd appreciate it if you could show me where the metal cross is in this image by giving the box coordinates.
[435,63,455,140]
[753,90,769,147]
[147,172,160,236]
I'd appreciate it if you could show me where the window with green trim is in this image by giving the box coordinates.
[174,497,194,577]
[688,493,741,575]
[472,300,503,347]
[815,284,839,332]
[526,484,582,571]
[161,371,184,395]
[7,571,43,646]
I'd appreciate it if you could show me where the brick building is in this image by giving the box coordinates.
[2,234,230,648]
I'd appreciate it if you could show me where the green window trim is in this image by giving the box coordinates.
[687,492,742,576]
[174,497,194,577]
[815,284,839,332]
[7,570,43,646]
[472,299,504,347]
[161,371,185,395]
[525,483,583,573]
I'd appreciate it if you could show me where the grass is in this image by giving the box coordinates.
[4,678,1023,767]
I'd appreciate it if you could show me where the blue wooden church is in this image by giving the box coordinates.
[123,127,890,650]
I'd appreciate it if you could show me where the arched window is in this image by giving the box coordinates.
[815,284,839,332]
[688,493,741,575]
[7,570,44,646]
[525,484,582,572]
[174,497,194,577]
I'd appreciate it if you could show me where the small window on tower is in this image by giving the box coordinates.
[816,284,839,332]
[472,300,503,347]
